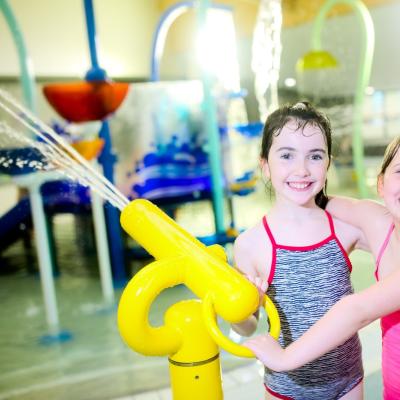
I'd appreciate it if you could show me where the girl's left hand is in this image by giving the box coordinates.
[243,334,285,371]
[246,275,268,308]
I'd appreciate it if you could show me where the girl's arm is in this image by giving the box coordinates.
[327,196,385,231]
[244,267,400,371]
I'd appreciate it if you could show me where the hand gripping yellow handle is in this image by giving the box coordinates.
[202,293,281,358]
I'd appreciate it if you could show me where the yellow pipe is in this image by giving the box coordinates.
[118,257,183,356]
[166,300,223,400]
[120,199,260,323]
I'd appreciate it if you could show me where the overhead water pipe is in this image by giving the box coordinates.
[0,0,36,111]
[308,0,374,198]
[150,1,191,82]
[150,1,230,82]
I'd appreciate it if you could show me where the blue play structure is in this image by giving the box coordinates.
[0,0,261,269]
[0,145,91,256]
[0,180,91,253]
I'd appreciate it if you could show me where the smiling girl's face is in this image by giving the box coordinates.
[261,120,330,208]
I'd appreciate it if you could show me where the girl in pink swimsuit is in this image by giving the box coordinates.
[243,136,400,399]
[375,223,400,398]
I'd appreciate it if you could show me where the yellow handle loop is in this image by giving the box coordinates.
[203,293,280,358]
[118,258,184,356]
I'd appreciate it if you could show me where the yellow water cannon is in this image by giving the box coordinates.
[117,199,280,399]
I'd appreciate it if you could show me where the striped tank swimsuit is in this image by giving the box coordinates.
[263,211,363,400]
[375,223,400,400]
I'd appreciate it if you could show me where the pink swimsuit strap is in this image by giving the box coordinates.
[375,223,395,281]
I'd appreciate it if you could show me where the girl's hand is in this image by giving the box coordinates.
[243,334,285,371]
[230,275,268,337]
[246,275,268,308]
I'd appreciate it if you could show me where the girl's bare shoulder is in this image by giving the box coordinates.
[233,220,273,277]
[234,221,267,253]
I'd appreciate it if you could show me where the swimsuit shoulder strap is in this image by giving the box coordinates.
[324,210,335,236]
[262,215,277,247]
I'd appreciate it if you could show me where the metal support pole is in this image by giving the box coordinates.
[82,0,126,283]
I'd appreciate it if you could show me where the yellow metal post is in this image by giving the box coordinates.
[166,301,222,400]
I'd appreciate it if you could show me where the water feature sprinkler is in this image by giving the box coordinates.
[297,50,338,70]
[118,199,280,400]
[43,81,128,123]
[297,0,374,198]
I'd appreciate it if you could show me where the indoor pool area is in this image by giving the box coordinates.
[1,0,400,399]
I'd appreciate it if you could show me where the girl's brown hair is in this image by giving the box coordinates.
[379,137,400,177]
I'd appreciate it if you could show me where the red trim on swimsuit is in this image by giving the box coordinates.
[264,384,294,400]
[325,211,353,272]
[262,217,277,285]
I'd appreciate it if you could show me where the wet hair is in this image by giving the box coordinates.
[379,136,400,177]
[260,101,332,209]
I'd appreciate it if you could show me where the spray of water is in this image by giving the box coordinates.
[0,89,129,211]
[251,0,282,121]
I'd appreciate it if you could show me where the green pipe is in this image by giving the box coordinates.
[311,0,374,198]
[0,0,36,111]
[196,0,225,235]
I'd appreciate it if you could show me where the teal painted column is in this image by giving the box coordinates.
[196,0,226,235]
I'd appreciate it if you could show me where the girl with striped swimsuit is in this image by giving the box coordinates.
[244,137,400,399]
[233,102,366,399]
